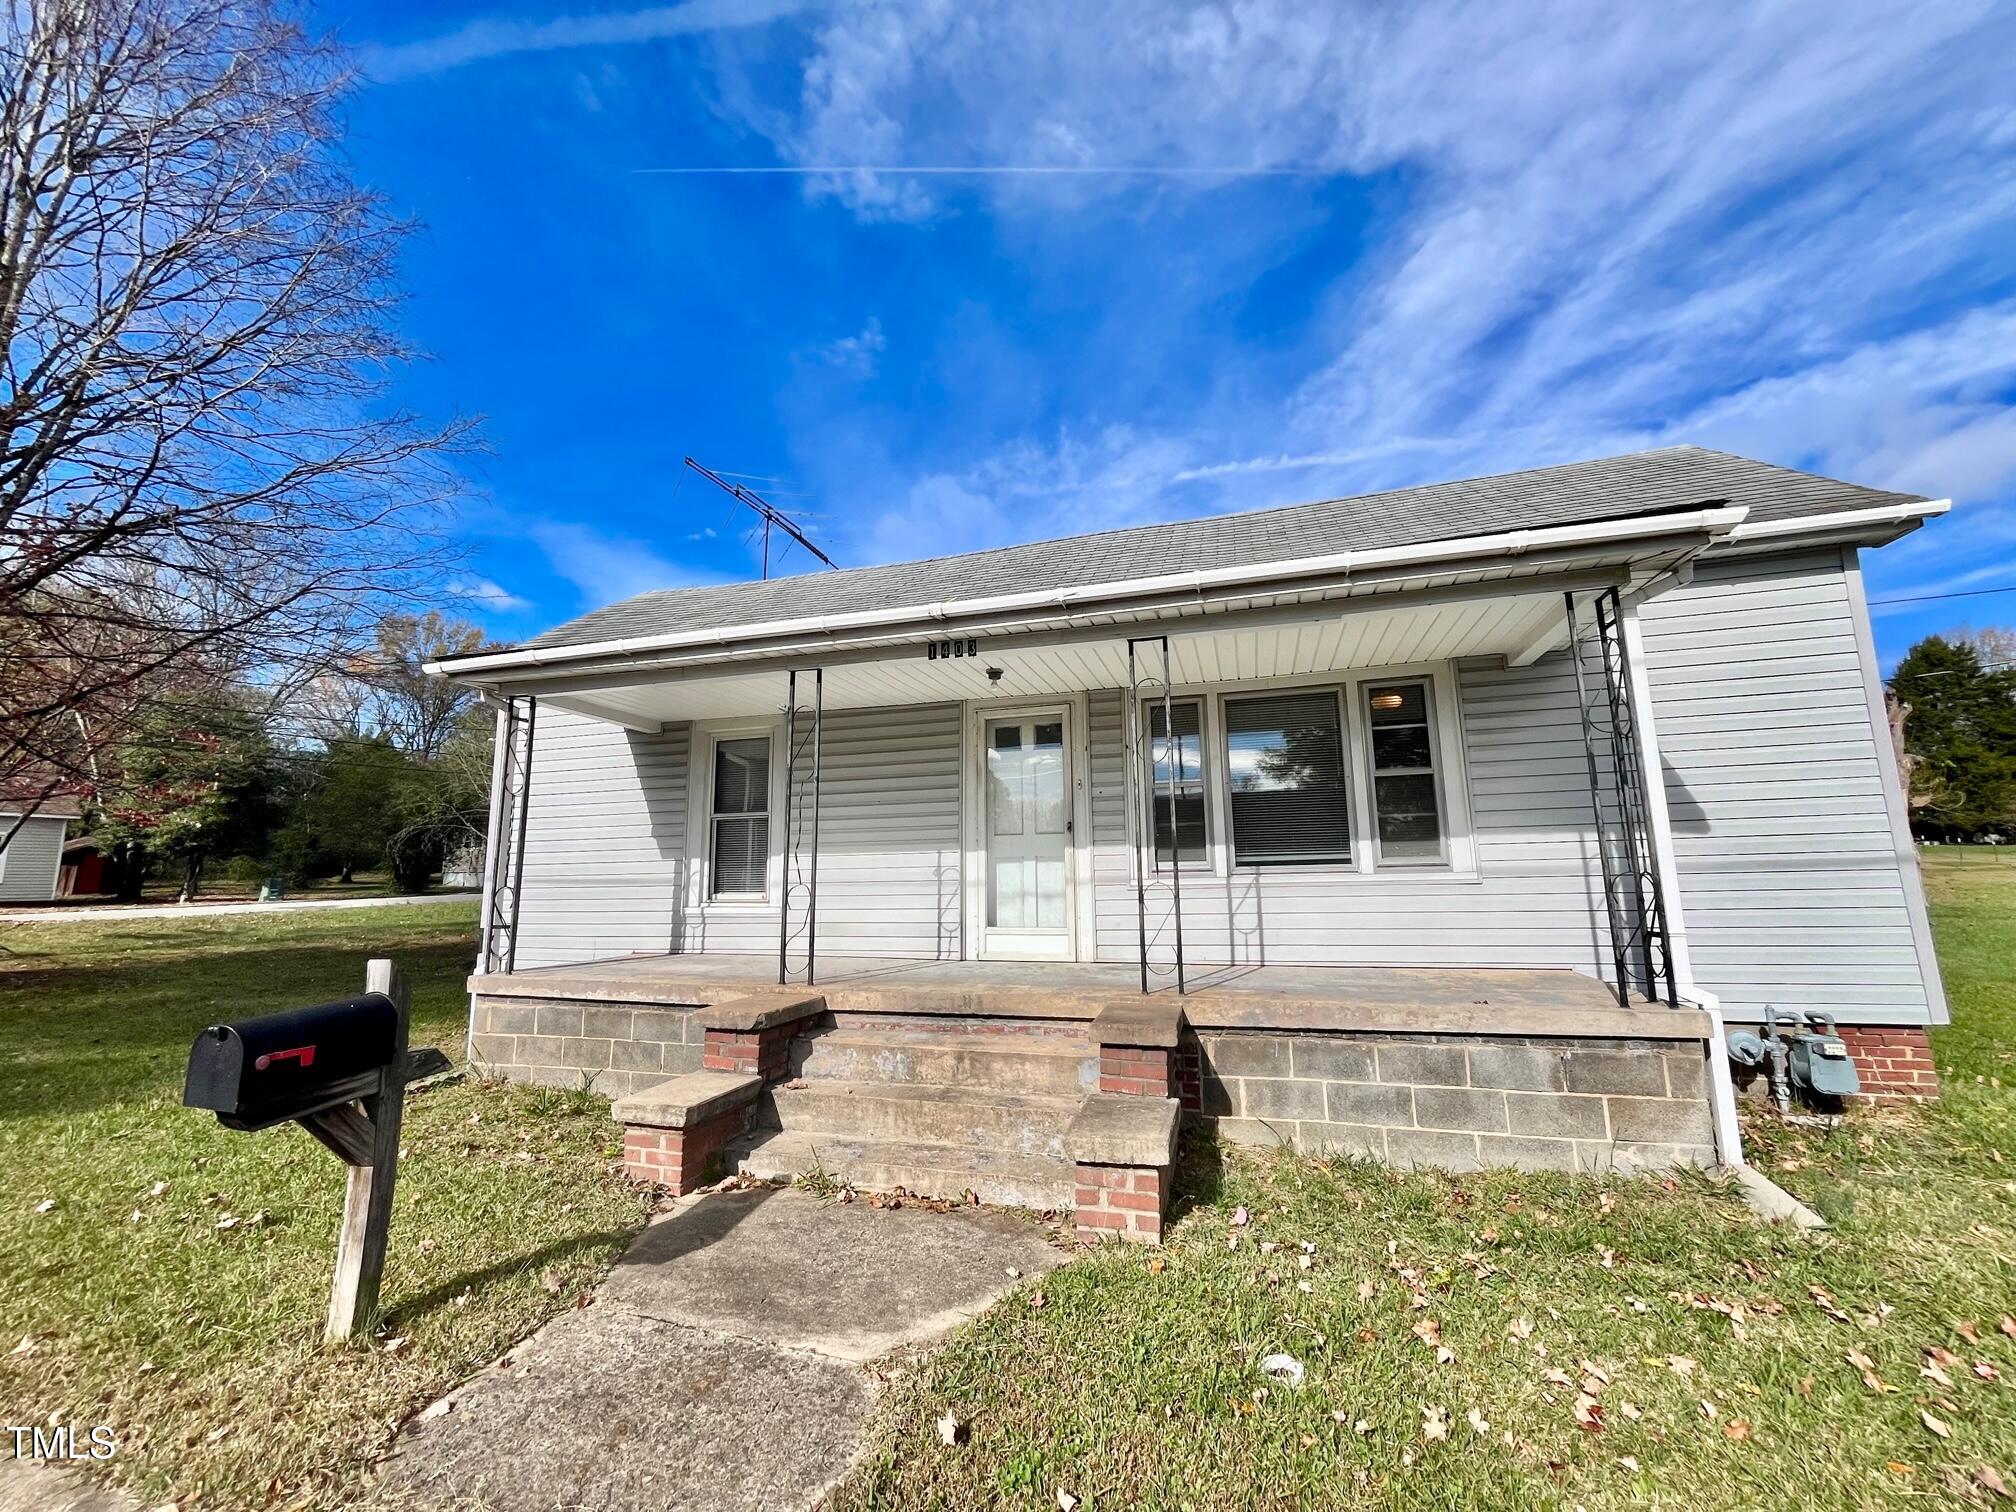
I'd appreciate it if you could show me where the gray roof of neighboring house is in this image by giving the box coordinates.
[520,445,1927,652]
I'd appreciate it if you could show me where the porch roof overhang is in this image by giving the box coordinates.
[431,506,1750,729]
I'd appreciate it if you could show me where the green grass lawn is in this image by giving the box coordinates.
[834,848,2016,1510]
[0,902,650,1509]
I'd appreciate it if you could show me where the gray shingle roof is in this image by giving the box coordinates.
[522,446,1925,652]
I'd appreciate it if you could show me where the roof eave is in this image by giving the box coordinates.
[426,504,1757,685]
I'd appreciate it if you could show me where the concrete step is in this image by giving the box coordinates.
[762,1079,1078,1159]
[731,1128,1074,1211]
[789,1024,1097,1098]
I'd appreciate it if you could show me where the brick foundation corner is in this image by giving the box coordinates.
[621,1108,744,1195]
[1073,1161,1168,1245]
[701,1025,792,1081]
[1835,1024,1941,1102]
[1098,1045,1173,1098]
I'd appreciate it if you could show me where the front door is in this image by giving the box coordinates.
[981,710,1074,959]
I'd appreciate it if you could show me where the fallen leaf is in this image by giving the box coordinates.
[1975,1361,2002,1382]
[1421,1404,1449,1442]
[1922,1410,1953,1440]
[2000,1317,2016,1342]
[1412,1318,1443,1348]
[1056,1491,1079,1512]
[1975,1465,2011,1500]
[1029,1291,1046,1310]
[1231,1206,1250,1228]
[1668,1355,1698,1378]
[1956,1320,1983,1345]
[1724,1419,1753,1442]
[936,1411,963,1447]
[1619,1455,1642,1472]
[418,1399,452,1422]
[1574,1393,1604,1431]
[1847,1349,1894,1394]
[1507,1318,1534,1341]
[1357,1279,1377,1302]
[33,1199,54,1215]
[1147,1256,1165,1275]
[1466,1407,1490,1436]
[1699,1399,1719,1420]
[540,1269,563,1295]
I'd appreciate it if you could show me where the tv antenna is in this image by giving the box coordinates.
[682,457,839,579]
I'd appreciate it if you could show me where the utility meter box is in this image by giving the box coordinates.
[1789,1018,1861,1099]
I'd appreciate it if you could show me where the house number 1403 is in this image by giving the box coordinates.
[927,638,980,660]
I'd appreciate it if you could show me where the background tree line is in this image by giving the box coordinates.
[1890,628,2016,841]
[87,613,495,902]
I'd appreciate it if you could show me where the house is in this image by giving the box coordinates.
[430,446,1948,1237]
[0,797,81,904]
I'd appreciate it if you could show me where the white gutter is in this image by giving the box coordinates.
[427,506,1751,680]
[1726,498,1949,542]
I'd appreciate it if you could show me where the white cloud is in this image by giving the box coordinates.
[751,0,2015,589]
[530,522,726,608]
[445,575,534,613]
[361,0,816,83]
[806,317,886,376]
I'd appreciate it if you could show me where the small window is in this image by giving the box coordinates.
[1364,681,1444,862]
[1223,690,1351,865]
[1146,699,1207,869]
[710,736,771,897]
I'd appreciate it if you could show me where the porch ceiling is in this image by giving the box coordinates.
[536,574,1591,726]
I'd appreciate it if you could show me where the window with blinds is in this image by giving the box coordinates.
[1365,681,1444,861]
[710,735,771,897]
[1222,690,1351,865]
[1147,699,1207,868]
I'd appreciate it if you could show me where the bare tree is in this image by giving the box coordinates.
[294,611,489,760]
[0,0,467,848]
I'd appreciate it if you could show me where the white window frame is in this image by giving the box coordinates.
[688,719,785,908]
[1358,674,1451,868]
[1135,693,1214,874]
[1219,684,1356,869]
[1126,661,1477,881]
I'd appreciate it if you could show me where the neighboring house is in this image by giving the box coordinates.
[432,447,1949,1224]
[0,798,81,904]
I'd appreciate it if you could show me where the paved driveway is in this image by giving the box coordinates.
[375,1186,1065,1511]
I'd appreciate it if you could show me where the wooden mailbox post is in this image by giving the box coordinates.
[182,957,451,1342]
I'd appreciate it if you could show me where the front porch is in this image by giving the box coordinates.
[469,954,1719,1221]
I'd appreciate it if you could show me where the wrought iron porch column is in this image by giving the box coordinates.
[778,668,824,987]
[476,694,537,979]
[1126,634,1185,995]
[1566,588,1677,1007]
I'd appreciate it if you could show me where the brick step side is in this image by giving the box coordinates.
[730,1128,1074,1211]
[760,1080,1078,1159]
[789,1025,1097,1098]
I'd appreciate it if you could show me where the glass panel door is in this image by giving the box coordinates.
[982,713,1073,955]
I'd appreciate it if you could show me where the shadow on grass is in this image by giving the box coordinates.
[383,1227,645,1331]
[1168,1127,1231,1222]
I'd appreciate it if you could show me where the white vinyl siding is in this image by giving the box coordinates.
[512,701,963,969]
[1637,546,1943,1024]
[0,814,67,902]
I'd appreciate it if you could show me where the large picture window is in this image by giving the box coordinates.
[1222,690,1352,865]
[1147,699,1208,868]
[709,735,771,897]
[1364,680,1445,861]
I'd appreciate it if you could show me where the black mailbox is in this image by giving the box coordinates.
[184,993,401,1132]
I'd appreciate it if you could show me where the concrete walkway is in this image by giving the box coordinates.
[375,1185,1064,1511]
[0,892,475,924]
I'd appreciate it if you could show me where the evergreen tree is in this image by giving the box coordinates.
[1890,635,2016,839]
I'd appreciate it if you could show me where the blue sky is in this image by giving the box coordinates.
[332,0,2016,667]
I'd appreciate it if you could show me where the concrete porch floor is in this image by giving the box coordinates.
[473,952,1705,1040]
